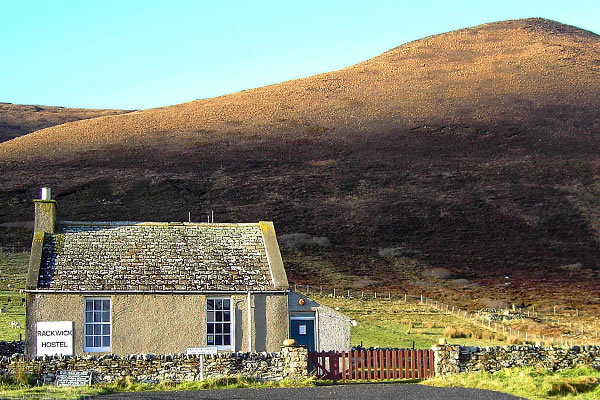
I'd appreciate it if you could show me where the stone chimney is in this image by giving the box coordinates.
[33,187,56,234]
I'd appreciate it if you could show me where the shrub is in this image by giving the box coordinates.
[506,336,519,345]
[14,362,36,386]
[443,326,470,338]
[480,330,494,340]
[549,376,599,395]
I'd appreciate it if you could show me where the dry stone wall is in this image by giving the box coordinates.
[203,346,307,381]
[0,346,308,384]
[39,223,273,291]
[433,344,600,375]
[0,341,24,357]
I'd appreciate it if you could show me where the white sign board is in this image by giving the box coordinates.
[299,324,307,335]
[186,347,218,355]
[37,321,74,356]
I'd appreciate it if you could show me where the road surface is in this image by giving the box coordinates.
[92,383,524,399]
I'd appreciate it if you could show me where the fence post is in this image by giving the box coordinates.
[404,293,407,302]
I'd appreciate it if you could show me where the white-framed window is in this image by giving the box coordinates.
[84,297,111,352]
[206,297,232,350]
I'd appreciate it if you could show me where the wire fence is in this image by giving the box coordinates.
[291,282,600,347]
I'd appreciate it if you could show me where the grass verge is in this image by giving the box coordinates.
[0,376,316,399]
[311,294,507,348]
[423,367,600,399]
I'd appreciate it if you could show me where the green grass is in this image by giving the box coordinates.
[423,367,600,399]
[0,376,316,399]
[0,291,25,342]
[0,252,28,290]
[311,294,507,348]
[0,252,27,341]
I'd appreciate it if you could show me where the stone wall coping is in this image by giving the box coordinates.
[24,289,290,294]
[434,344,600,351]
[5,350,305,363]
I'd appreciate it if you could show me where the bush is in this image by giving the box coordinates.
[549,376,599,395]
[443,327,470,338]
[506,336,519,345]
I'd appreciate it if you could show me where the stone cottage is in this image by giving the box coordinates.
[25,188,350,356]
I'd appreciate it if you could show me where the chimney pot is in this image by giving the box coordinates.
[41,187,51,201]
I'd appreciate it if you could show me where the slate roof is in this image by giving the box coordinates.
[34,221,288,291]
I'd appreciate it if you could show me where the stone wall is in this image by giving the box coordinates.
[0,346,308,385]
[0,341,24,357]
[203,346,307,381]
[433,344,600,375]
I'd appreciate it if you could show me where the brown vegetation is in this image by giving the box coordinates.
[1,18,600,312]
[0,103,132,143]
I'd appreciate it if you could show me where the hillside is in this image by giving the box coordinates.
[1,18,600,309]
[0,103,132,143]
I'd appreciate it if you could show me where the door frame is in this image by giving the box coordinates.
[290,313,316,351]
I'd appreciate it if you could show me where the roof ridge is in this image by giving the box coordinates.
[57,221,264,227]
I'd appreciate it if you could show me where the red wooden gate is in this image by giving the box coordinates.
[308,349,435,381]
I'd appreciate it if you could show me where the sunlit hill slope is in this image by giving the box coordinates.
[1,18,600,307]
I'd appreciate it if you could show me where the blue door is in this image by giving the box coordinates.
[290,318,315,351]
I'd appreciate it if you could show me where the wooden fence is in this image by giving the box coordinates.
[308,349,435,381]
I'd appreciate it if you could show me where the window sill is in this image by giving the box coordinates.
[84,347,111,353]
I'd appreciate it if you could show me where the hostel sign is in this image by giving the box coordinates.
[37,321,74,356]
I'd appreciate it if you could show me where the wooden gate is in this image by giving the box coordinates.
[308,349,435,381]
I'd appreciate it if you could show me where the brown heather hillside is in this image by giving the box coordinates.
[1,18,600,310]
[0,103,132,143]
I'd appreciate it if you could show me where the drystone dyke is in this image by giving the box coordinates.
[433,344,600,375]
[477,308,525,321]
[0,346,308,384]
[0,341,24,357]
[39,223,274,291]
[203,346,308,381]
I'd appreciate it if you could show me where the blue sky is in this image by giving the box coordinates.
[1,0,598,110]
